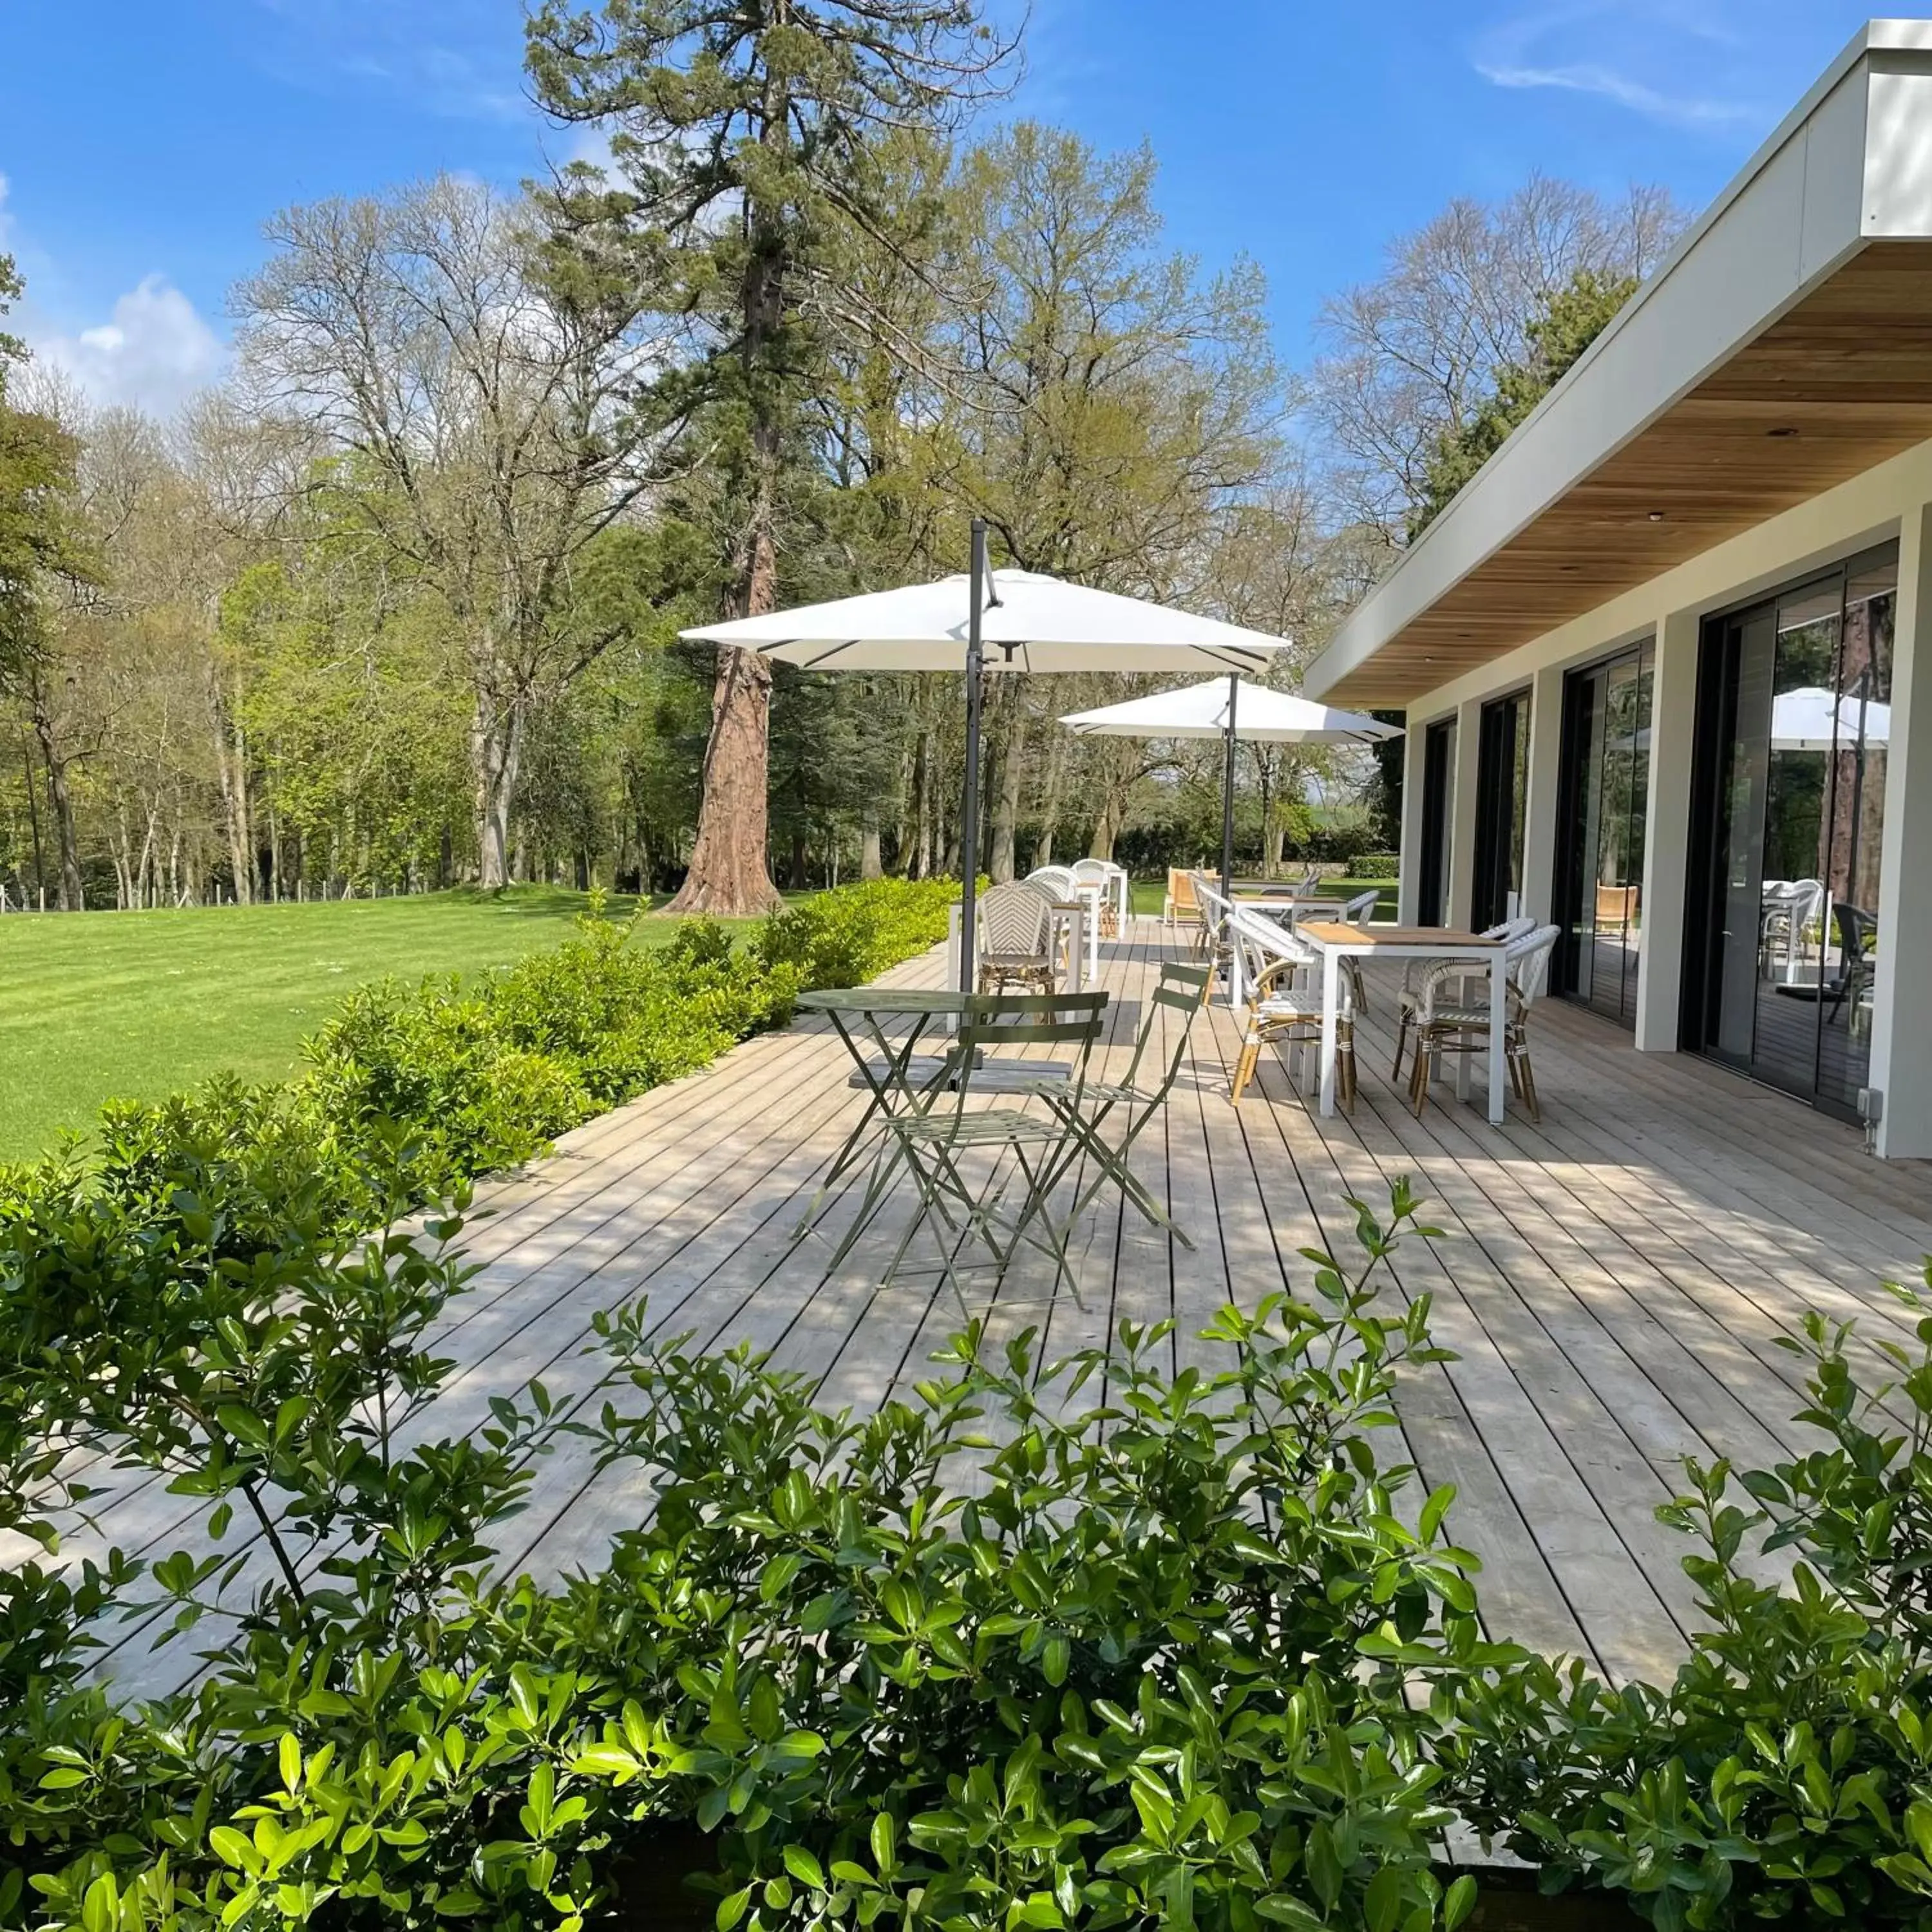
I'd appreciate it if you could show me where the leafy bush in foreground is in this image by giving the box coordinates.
[1448,1274,1932,1930]
[4,1186,1500,1931]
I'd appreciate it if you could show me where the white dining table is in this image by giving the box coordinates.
[1294,922,1509,1123]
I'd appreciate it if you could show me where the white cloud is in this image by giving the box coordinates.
[1473,5,1765,132]
[30,275,227,417]
[1475,56,1758,129]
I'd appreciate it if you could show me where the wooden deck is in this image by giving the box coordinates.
[79,918,1932,1696]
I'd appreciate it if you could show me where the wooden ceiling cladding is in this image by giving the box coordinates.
[1325,243,1932,707]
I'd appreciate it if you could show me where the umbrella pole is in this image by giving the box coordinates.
[959,519,987,992]
[1219,671,1238,900]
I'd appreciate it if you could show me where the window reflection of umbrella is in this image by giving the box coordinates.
[1773,683,1889,906]
[1770,686,1891,751]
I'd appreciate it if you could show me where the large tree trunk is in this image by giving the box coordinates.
[472,691,522,889]
[208,667,253,905]
[859,804,883,882]
[670,641,782,914]
[32,696,84,913]
[1034,730,1066,870]
[1088,797,1119,863]
[667,236,785,916]
[909,726,934,878]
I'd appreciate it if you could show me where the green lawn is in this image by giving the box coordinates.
[0,888,679,1160]
[1127,876,1397,915]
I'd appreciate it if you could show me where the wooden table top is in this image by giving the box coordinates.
[1296,922,1498,949]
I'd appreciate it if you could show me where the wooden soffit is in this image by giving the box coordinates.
[1323,243,1932,708]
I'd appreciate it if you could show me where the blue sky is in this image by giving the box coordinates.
[0,0,1909,415]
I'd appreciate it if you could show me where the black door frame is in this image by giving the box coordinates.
[1416,717,1455,927]
[1680,542,1897,1122]
[1553,637,1653,1027]
[1471,688,1530,932]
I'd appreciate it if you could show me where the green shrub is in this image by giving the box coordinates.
[1347,851,1401,880]
[5,1184,1497,1932]
[1448,1275,1932,1929]
[753,876,956,989]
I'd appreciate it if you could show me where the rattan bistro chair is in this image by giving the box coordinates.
[1407,923,1559,1121]
[1390,914,1536,1084]
[1338,887,1381,1014]
[1227,907,1355,1108]
[976,880,1058,995]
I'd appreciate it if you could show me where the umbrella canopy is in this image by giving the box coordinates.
[1059,677,1400,744]
[679,569,1290,674]
[680,545,1293,991]
[1771,685,1892,752]
[1059,676,1400,903]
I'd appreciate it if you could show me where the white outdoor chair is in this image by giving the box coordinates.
[1407,923,1560,1121]
[1071,858,1126,936]
[1028,864,1078,900]
[1192,875,1239,1000]
[1761,878,1824,981]
[1339,887,1381,1013]
[976,880,1058,995]
[1392,913,1536,1081]
[1226,906,1352,1108]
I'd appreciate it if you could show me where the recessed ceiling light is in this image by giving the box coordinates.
[1647,509,1667,522]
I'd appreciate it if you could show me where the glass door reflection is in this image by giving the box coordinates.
[1556,639,1652,1027]
[1689,545,1893,1118]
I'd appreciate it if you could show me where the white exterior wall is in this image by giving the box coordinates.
[1392,433,1932,1155]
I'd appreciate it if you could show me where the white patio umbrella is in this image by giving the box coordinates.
[1771,685,1892,751]
[679,522,1291,983]
[1059,676,1401,898]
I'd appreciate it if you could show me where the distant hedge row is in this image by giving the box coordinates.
[0,878,960,1247]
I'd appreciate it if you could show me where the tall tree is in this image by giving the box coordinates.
[916,122,1287,874]
[527,0,1012,915]
[234,176,663,887]
[1311,175,1681,545]
[1407,267,1638,537]
[0,259,91,687]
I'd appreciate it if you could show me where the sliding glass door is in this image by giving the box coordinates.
[1416,717,1455,926]
[1471,690,1530,931]
[1686,544,1895,1117]
[1555,640,1652,1027]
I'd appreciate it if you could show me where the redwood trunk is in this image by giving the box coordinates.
[667,399,784,915]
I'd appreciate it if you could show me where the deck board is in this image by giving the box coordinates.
[71,918,1932,1692]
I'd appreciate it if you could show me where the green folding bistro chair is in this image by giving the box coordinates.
[842,989,1107,1310]
[1025,960,1212,1250]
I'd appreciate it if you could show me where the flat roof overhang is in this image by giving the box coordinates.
[1305,23,1932,710]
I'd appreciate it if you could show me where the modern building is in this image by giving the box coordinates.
[1304,18,1932,1160]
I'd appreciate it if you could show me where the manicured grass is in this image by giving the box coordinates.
[1126,876,1397,916]
[0,888,688,1160]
